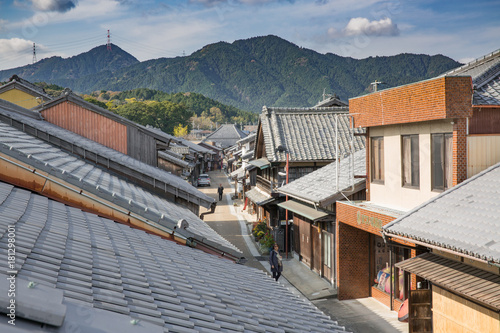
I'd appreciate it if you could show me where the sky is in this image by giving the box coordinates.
[0,0,499,71]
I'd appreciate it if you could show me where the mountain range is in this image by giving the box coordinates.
[0,35,462,112]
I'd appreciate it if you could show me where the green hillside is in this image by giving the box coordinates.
[0,35,462,111]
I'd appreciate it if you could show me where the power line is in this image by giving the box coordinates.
[113,33,183,57]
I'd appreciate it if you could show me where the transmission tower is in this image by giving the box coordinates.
[32,43,37,64]
[107,30,112,51]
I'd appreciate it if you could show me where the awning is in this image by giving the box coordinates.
[249,157,271,170]
[245,187,274,205]
[278,200,330,221]
[396,252,500,311]
[241,150,254,160]
[229,164,256,180]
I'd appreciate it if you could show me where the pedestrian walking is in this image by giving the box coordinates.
[269,243,283,281]
[217,184,224,201]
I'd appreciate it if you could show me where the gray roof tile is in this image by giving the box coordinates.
[279,149,366,206]
[441,49,500,105]
[259,106,365,163]
[204,124,247,149]
[0,181,349,333]
[0,119,241,256]
[383,162,500,264]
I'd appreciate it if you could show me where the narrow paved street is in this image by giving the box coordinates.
[197,170,266,272]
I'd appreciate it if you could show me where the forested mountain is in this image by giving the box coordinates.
[0,44,138,82]
[0,36,462,111]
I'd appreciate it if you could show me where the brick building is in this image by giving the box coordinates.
[336,49,500,314]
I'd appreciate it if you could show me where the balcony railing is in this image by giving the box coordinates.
[256,175,274,194]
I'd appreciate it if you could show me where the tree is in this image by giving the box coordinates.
[173,124,189,137]
[114,100,193,135]
[84,97,108,109]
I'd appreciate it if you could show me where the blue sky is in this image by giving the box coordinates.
[0,0,499,71]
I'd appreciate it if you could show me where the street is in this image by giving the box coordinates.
[197,170,267,272]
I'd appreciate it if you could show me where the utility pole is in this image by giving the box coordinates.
[371,80,383,92]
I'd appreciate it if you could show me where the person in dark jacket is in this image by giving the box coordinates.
[217,184,224,201]
[269,243,283,281]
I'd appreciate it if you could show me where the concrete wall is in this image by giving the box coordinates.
[369,120,454,211]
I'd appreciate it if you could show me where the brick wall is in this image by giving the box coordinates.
[350,76,473,128]
[336,202,399,301]
[453,118,468,185]
[337,222,370,300]
[336,201,396,234]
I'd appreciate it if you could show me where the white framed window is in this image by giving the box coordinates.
[402,135,419,187]
[431,133,453,190]
[371,137,384,183]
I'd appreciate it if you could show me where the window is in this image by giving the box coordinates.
[371,137,384,182]
[431,133,453,190]
[402,135,419,187]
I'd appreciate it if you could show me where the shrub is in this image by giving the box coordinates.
[259,232,274,250]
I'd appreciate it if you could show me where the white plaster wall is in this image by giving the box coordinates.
[369,120,453,211]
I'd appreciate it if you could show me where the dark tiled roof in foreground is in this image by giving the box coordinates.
[0,121,240,255]
[278,149,366,206]
[383,162,500,264]
[0,182,347,332]
[259,107,365,163]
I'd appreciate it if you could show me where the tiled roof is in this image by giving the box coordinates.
[241,149,254,160]
[0,104,214,209]
[146,125,212,155]
[278,149,366,206]
[204,124,248,149]
[0,182,348,332]
[314,94,348,108]
[0,119,240,256]
[157,150,190,168]
[198,142,223,152]
[229,164,255,180]
[0,75,52,102]
[259,106,365,163]
[383,161,500,264]
[237,132,256,145]
[441,49,500,105]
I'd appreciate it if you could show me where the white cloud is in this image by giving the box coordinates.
[343,17,399,36]
[0,38,37,69]
[0,38,33,53]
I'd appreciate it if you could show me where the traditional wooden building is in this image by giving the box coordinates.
[203,124,247,149]
[336,49,500,317]
[277,148,366,285]
[248,105,365,229]
[0,74,52,109]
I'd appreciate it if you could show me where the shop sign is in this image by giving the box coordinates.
[357,211,383,230]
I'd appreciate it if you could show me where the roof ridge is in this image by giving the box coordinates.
[443,48,500,77]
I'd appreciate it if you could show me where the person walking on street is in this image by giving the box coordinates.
[269,243,283,281]
[217,184,224,201]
